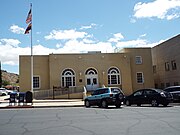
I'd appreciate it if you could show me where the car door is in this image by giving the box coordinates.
[131,90,144,104]
[143,89,156,104]
[88,90,98,105]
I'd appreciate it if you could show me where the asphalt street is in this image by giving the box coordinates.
[0,106,180,135]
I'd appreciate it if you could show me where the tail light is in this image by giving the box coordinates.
[110,94,113,97]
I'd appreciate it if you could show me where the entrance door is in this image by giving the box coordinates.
[85,68,99,91]
[86,75,98,91]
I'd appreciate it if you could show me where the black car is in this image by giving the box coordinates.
[124,88,173,107]
[84,87,124,108]
[164,86,180,102]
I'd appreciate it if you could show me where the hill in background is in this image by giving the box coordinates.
[1,70,19,85]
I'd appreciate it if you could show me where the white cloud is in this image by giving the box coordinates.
[80,23,97,30]
[139,34,147,37]
[0,38,21,47]
[116,39,148,48]
[0,39,29,65]
[108,33,124,43]
[0,34,166,69]
[44,29,87,40]
[133,0,180,20]
[116,38,165,49]
[9,24,25,34]
[60,40,114,53]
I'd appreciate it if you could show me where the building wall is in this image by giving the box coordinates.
[19,55,50,92]
[152,34,180,89]
[19,48,154,96]
[121,48,154,92]
[49,53,133,95]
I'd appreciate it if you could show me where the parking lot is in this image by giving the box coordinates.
[0,105,180,135]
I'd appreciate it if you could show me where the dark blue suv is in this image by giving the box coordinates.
[84,87,124,108]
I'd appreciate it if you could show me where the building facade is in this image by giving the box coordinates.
[152,34,180,89]
[19,48,154,96]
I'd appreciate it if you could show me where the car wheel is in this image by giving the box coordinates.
[85,100,90,108]
[125,100,131,106]
[151,99,159,107]
[2,93,7,96]
[101,100,108,108]
[115,103,121,108]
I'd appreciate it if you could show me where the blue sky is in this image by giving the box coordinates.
[0,0,180,74]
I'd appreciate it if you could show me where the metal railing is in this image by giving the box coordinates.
[33,86,86,99]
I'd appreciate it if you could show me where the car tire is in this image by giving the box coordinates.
[2,93,7,96]
[115,103,121,108]
[85,100,90,108]
[125,100,131,106]
[137,103,141,106]
[151,99,159,107]
[101,100,108,108]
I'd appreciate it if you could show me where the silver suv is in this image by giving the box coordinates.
[84,87,124,108]
[164,86,180,102]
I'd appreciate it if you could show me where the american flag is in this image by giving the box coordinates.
[24,23,32,34]
[26,9,32,24]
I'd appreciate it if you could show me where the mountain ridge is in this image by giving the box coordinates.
[1,70,19,85]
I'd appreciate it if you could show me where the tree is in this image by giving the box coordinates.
[2,80,10,86]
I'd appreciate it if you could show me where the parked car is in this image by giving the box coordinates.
[84,87,125,108]
[164,86,180,102]
[124,88,173,107]
[0,88,8,96]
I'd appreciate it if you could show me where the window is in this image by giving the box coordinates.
[33,76,40,89]
[136,72,144,83]
[153,65,156,73]
[166,83,170,87]
[155,83,158,89]
[161,83,165,89]
[144,90,155,95]
[165,62,170,71]
[171,60,177,70]
[134,91,143,96]
[174,82,179,86]
[108,67,120,85]
[62,69,75,87]
[135,56,142,64]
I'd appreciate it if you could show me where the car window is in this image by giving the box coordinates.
[92,90,98,95]
[133,91,143,96]
[164,88,180,92]
[144,90,155,95]
[174,87,180,91]
[99,88,109,94]
[111,88,121,93]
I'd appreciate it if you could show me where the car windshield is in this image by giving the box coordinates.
[154,89,163,93]
[111,88,121,93]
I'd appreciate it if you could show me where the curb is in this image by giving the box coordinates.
[0,105,84,109]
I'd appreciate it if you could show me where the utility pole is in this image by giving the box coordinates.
[0,61,2,88]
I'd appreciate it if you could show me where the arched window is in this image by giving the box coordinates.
[62,69,75,87]
[108,67,121,85]
[85,68,98,75]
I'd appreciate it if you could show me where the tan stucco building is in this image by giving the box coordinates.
[152,34,180,89]
[19,48,154,96]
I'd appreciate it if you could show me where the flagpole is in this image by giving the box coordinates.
[30,3,33,93]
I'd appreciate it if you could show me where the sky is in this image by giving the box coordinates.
[0,0,180,74]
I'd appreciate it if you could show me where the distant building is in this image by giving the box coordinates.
[19,48,154,96]
[152,34,180,89]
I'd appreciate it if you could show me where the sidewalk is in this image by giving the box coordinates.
[0,96,84,109]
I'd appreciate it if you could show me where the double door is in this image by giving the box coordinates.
[86,75,99,91]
